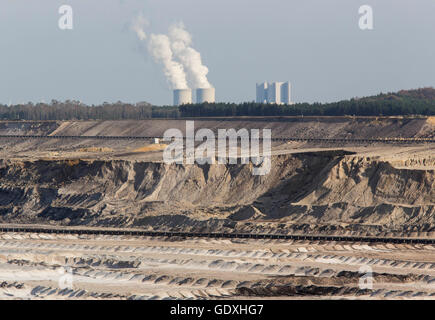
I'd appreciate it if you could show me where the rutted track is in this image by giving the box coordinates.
[0,134,434,144]
[0,232,434,300]
[0,226,434,244]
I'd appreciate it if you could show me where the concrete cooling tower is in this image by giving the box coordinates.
[196,88,215,104]
[173,89,192,106]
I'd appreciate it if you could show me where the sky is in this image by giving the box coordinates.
[0,0,434,106]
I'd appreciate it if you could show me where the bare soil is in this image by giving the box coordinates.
[0,118,433,299]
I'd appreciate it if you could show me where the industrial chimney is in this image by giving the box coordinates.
[173,89,192,106]
[196,88,215,104]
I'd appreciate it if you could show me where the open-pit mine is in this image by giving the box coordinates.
[0,117,434,300]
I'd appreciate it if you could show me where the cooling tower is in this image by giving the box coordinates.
[196,88,215,104]
[173,89,192,106]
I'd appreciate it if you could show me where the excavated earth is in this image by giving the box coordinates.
[0,118,434,299]
[0,233,434,300]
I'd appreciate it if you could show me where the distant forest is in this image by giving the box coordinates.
[0,101,179,120]
[1,88,435,120]
[180,88,435,117]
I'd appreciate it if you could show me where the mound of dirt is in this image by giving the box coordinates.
[131,144,167,153]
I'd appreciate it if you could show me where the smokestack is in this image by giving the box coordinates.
[173,89,192,106]
[196,88,215,103]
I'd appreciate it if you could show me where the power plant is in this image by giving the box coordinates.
[173,87,216,105]
[173,83,293,106]
[133,20,216,107]
[173,89,192,106]
[256,82,292,105]
[196,88,215,104]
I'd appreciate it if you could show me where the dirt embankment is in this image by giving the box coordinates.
[0,150,433,236]
[0,117,433,139]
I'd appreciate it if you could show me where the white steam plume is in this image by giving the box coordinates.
[132,16,188,90]
[131,14,148,41]
[169,23,211,89]
[147,34,189,89]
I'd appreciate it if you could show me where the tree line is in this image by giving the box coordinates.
[1,88,434,120]
[0,100,180,120]
[179,88,435,117]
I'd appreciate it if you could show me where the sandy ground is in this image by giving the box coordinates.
[0,232,434,300]
[0,136,435,167]
[0,119,434,299]
[0,117,433,162]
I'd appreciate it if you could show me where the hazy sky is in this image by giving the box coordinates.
[0,0,434,105]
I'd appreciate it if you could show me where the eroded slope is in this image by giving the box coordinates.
[0,151,433,237]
